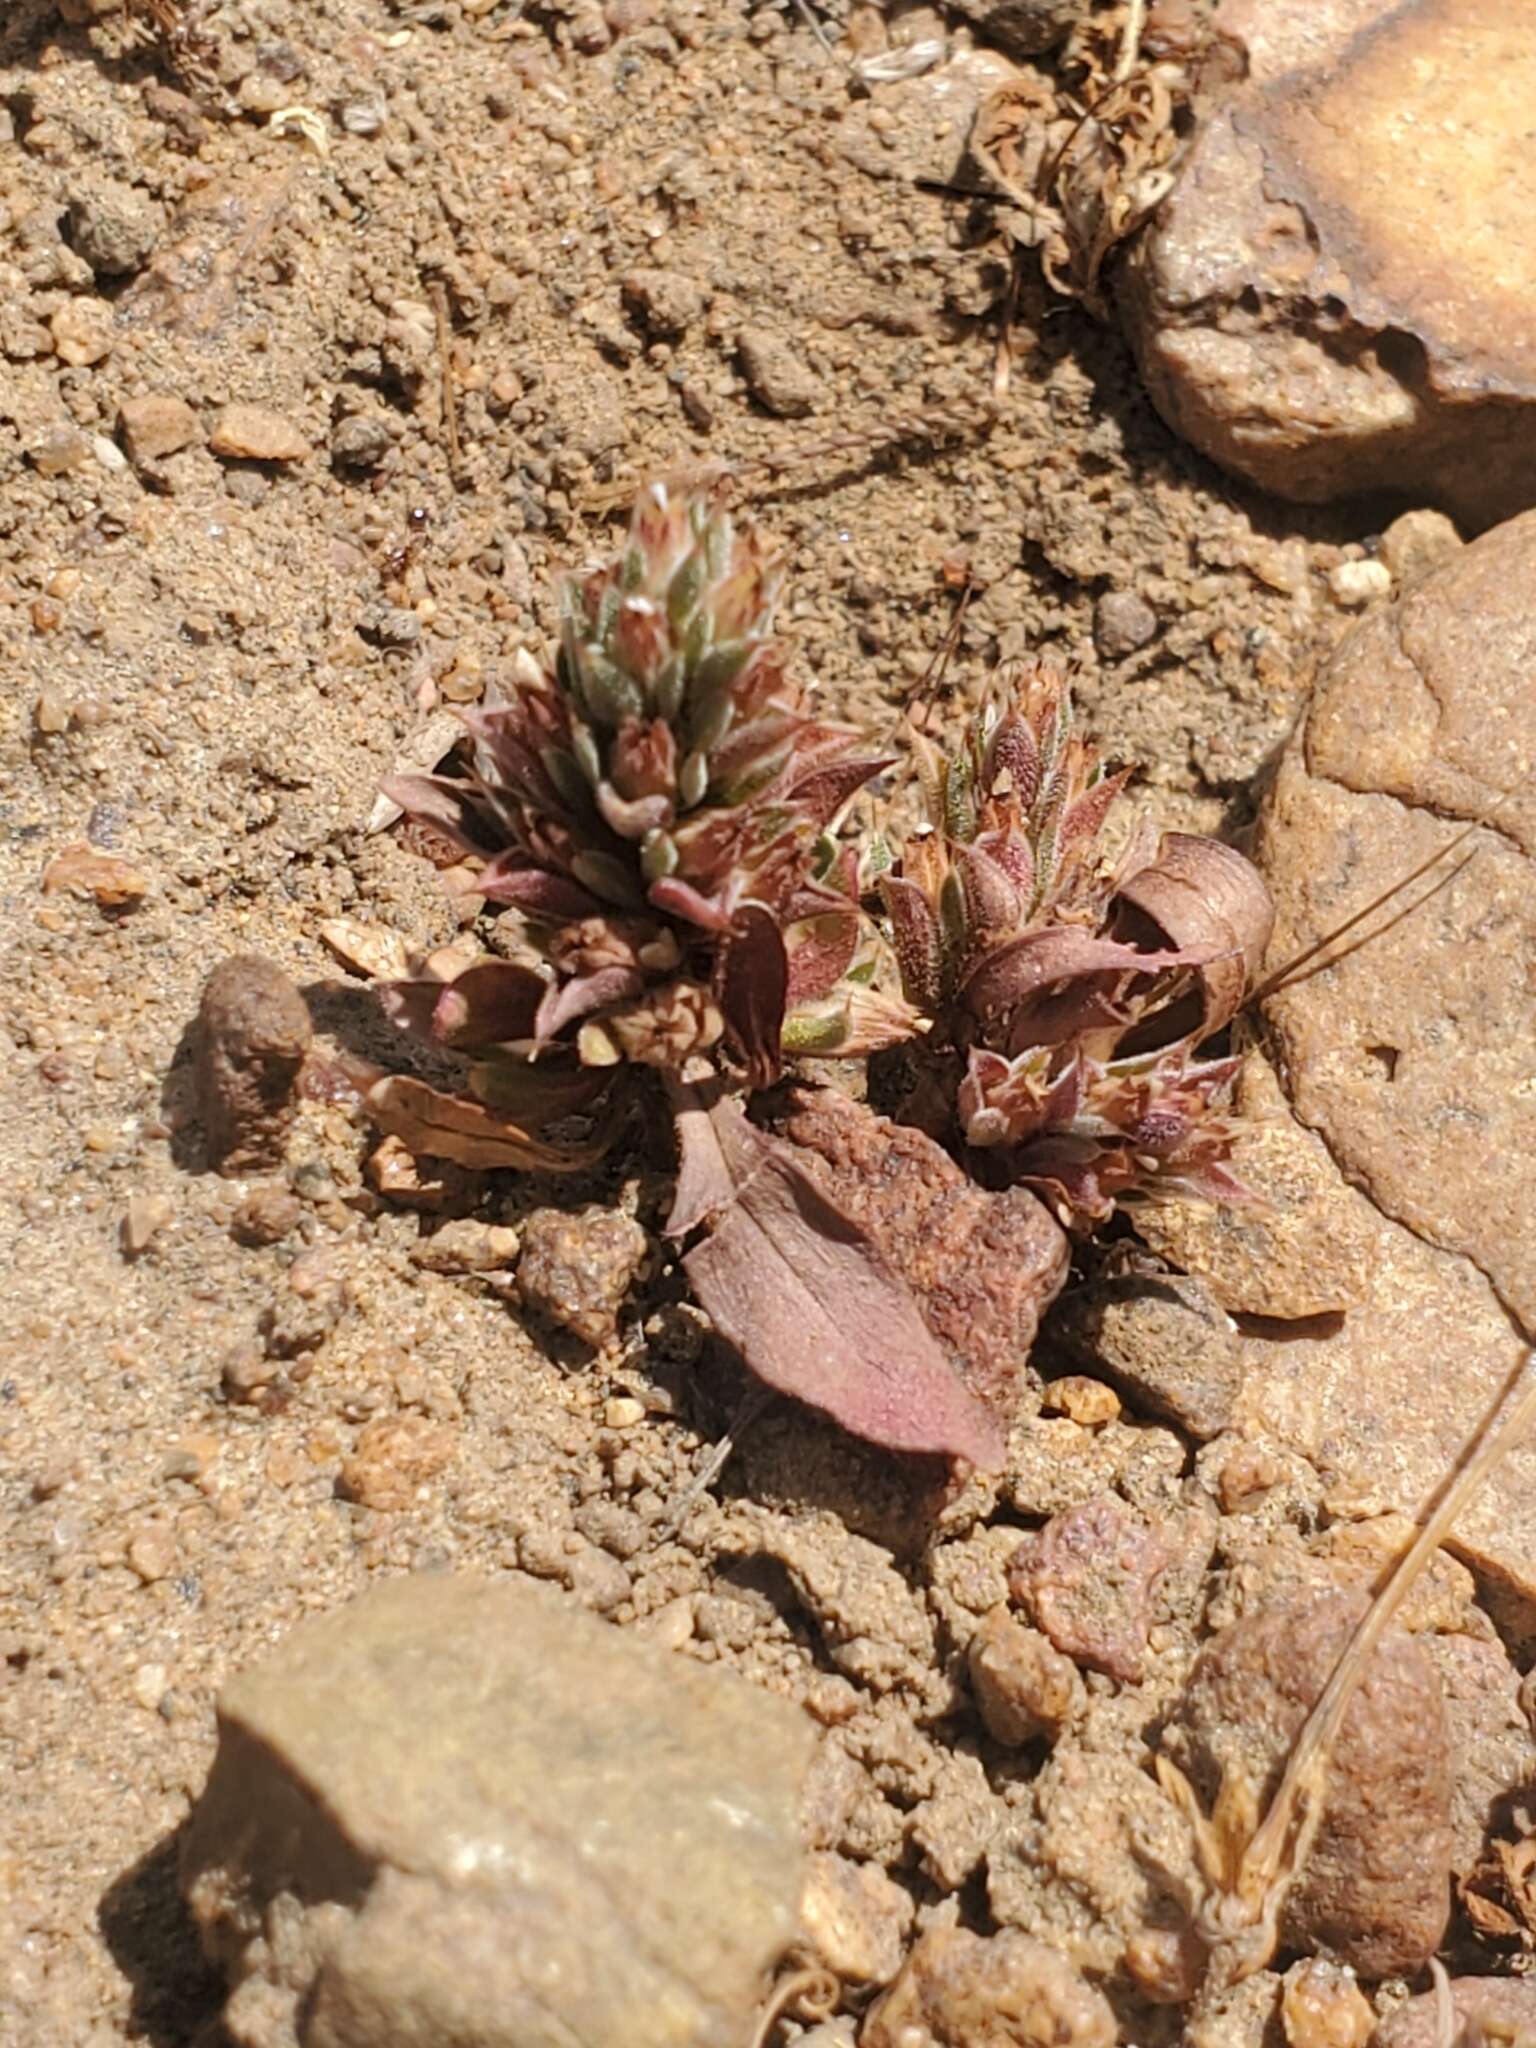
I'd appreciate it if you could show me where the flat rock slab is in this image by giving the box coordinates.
[181,1574,815,2048]
[1243,510,1536,1617]
[1120,0,1536,528]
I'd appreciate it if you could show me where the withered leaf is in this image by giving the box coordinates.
[319,917,412,983]
[1113,834,1274,1038]
[368,1074,612,1173]
[676,1094,1006,1468]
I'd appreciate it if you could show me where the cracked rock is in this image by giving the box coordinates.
[1258,511,1536,1328]
[1238,510,1536,1617]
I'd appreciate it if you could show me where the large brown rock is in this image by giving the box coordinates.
[181,1575,815,2048]
[1120,0,1536,528]
[1131,513,1536,1628]
[1258,511,1536,1329]
[1165,1592,1453,1978]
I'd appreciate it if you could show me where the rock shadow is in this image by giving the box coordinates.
[98,1825,225,2048]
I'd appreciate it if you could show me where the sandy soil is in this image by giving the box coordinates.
[0,0,1417,2041]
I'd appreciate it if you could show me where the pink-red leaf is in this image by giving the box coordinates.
[534,966,644,1043]
[476,856,602,921]
[368,1073,612,1172]
[785,909,861,1006]
[716,903,789,1088]
[678,1096,1006,1468]
[380,773,496,858]
[959,929,1190,1035]
[431,958,546,1050]
[880,873,944,1012]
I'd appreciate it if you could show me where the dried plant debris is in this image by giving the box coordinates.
[370,480,1272,1469]
[973,0,1242,310]
[121,0,220,91]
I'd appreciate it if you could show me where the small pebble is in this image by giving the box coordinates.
[1042,1375,1120,1427]
[639,1595,695,1650]
[195,955,312,1175]
[357,603,422,647]
[801,1851,913,1985]
[967,1607,1082,1746]
[119,392,199,464]
[208,403,312,464]
[516,1205,649,1349]
[122,1193,174,1258]
[263,1249,349,1358]
[864,1927,1116,2048]
[33,690,71,735]
[67,175,162,274]
[126,1524,177,1583]
[603,1395,645,1429]
[1217,1441,1284,1512]
[42,844,149,908]
[1327,558,1392,608]
[30,427,90,478]
[133,1663,169,1711]
[224,468,270,508]
[1009,1496,1172,1684]
[50,299,113,366]
[411,1218,520,1273]
[223,1346,279,1403]
[230,1186,304,1247]
[1092,589,1159,659]
[737,326,823,418]
[1377,507,1463,588]
[330,412,394,468]
[622,267,706,337]
[339,1413,456,1512]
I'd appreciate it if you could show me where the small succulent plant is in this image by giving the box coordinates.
[878,665,1274,1225]
[367,487,1273,1469]
[370,481,904,1167]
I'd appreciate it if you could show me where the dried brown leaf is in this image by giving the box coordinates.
[1114,833,1274,1038]
[367,1074,611,1173]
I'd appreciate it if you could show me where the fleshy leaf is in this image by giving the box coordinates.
[475,857,603,921]
[380,773,497,858]
[880,873,945,1012]
[959,929,1190,1038]
[679,1095,1007,1468]
[431,959,546,1050]
[1112,833,1275,1043]
[716,903,788,1088]
[534,966,644,1043]
[784,908,862,1006]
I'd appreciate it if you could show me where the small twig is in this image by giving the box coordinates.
[790,0,847,69]
[1182,1346,1536,1988]
[576,404,998,516]
[430,280,465,485]
[1429,1959,1457,2048]
[1249,780,1530,1004]
[655,1383,773,1539]
[1114,0,1148,82]
[993,247,1023,404]
[908,578,976,734]
[1254,853,1475,1002]
[746,1965,841,2048]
